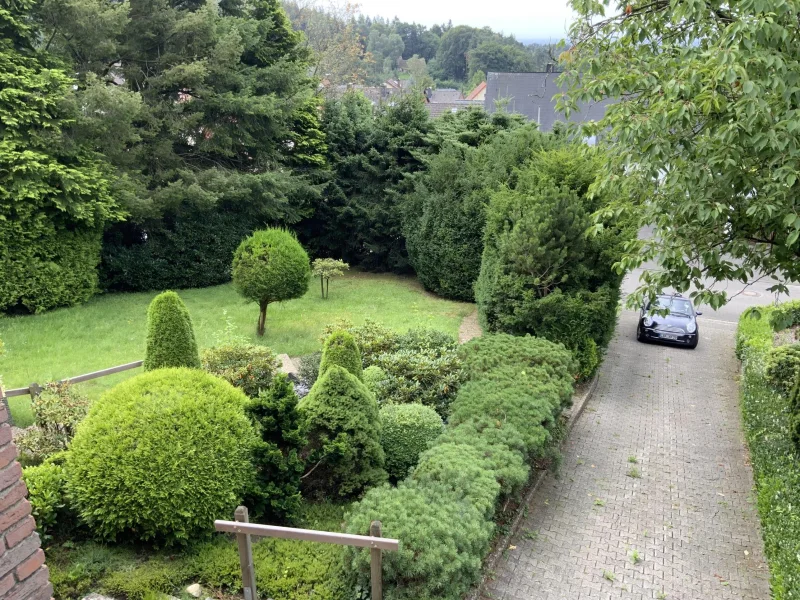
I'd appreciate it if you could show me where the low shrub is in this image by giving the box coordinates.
[362,365,386,397]
[319,319,399,366]
[143,291,200,371]
[298,352,322,386]
[738,304,800,597]
[344,481,493,600]
[395,328,457,355]
[319,330,363,380]
[22,459,71,540]
[298,366,386,498]
[371,348,464,416]
[202,344,280,398]
[766,343,800,396]
[66,368,257,544]
[379,404,443,480]
[769,299,800,332]
[244,374,307,522]
[15,382,90,465]
[411,443,500,518]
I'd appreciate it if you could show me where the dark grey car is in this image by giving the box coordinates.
[636,294,701,349]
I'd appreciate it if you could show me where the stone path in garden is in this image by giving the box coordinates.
[485,311,770,600]
[459,310,483,343]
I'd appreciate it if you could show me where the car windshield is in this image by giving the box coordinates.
[650,297,693,317]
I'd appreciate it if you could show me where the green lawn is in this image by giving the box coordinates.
[0,272,472,426]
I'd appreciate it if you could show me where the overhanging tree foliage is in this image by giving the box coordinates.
[0,0,120,313]
[561,0,800,308]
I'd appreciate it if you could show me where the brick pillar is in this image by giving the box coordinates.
[0,401,53,600]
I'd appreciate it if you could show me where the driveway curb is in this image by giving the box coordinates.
[466,371,601,600]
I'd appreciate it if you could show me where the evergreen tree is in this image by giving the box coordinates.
[0,0,120,313]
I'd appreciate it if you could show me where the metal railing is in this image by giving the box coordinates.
[215,506,399,600]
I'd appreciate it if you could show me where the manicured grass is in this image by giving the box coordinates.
[0,272,472,426]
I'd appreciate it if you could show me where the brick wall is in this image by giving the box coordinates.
[0,401,53,600]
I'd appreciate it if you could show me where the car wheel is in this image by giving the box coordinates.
[688,335,698,349]
[636,324,645,342]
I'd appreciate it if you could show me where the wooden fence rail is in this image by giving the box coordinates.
[215,507,399,600]
[0,360,144,424]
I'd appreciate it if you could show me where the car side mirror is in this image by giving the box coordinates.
[695,311,703,316]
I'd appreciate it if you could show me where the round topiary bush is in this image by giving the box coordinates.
[66,368,258,544]
[379,404,443,480]
[201,344,280,397]
[143,291,200,371]
[232,229,310,336]
[319,330,363,381]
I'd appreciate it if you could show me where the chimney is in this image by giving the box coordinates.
[546,63,554,73]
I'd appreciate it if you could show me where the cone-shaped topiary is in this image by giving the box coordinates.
[298,365,385,497]
[143,291,200,371]
[319,330,363,381]
[232,229,311,336]
[380,403,443,480]
[66,368,257,544]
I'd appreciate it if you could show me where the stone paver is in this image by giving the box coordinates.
[485,312,770,600]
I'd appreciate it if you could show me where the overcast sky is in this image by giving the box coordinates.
[353,0,575,41]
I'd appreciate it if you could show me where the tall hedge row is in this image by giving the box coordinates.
[736,301,800,598]
[344,334,576,600]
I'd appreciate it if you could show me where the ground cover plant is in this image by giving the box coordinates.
[737,300,800,598]
[0,272,472,426]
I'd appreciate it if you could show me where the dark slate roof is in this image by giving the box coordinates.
[430,88,464,103]
[484,72,614,131]
[423,100,483,118]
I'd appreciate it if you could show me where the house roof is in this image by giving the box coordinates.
[466,81,486,101]
[484,72,614,132]
[429,88,464,103]
[423,100,483,118]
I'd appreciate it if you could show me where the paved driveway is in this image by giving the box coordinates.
[484,311,770,600]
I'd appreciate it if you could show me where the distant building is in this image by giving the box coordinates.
[424,100,483,118]
[484,71,614,132]
[466,81,486,101]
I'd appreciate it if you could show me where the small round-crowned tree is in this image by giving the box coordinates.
[319,330,363,380]
[232,229,311,336]
[143,291,200,371]
[66,368,257,545]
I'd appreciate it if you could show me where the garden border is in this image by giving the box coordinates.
[466,371,600,600]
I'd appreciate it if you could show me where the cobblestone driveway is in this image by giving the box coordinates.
[485,312,770,600]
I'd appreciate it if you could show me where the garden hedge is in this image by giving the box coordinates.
[379,404,443,480]
[345,334,575,599]
[737,303,800,598]
[66,368,257,545]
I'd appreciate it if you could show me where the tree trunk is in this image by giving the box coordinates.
[257,301,268,336]
[320,275,325,299]
[326,278,329,299]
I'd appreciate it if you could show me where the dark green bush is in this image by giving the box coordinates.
[370,348,464,416]
[15,382,90,465]
[395,328,458,355]
[766,344,800,396]
[100,210,261,292]
[244,374,307,522]
[362,365,387,397]
[411,443,500,518]
[66,368,257,544]
[298,352,322,386]
[769,299,800,332]
[319,330,363,381]
[379,404,443,480]
[319,319,400,366]
[143,291,200,371]
[344,481,493,600]
[298,366,386,498]
[459,333,577,385]
[232,228,310,336]
[22,459,71,540]
[201,344,280,398]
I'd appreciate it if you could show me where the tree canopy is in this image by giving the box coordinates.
[561,0,800,308]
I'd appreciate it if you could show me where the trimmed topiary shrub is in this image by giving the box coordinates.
[22,459,71,540]
[379,404,443,480]
[244,374,307,522]
[298,365,386,498]
[143,291,200,371]
[202,344,281,398]
[411,443,500,519]
[766,343,800,397]
[319,330,363,381]
[232,229,311,336]
[362,365,387,397]
[66,368,257,544]
[344,481,493,600]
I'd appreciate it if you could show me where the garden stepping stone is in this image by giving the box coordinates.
[277,353,299,377]
[185,583,203,597]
